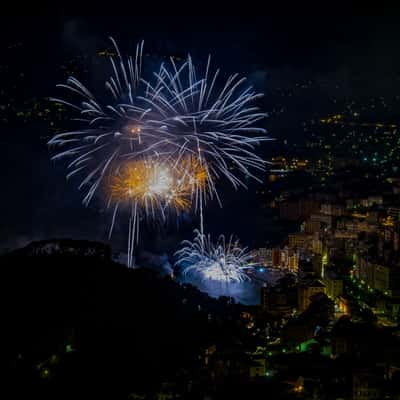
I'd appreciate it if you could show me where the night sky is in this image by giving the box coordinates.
[2,13,400,256]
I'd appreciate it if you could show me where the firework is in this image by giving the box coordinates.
[175,229,254,283]
[49,38,268,203]
[109,158,193,224]
[48,38,269,266]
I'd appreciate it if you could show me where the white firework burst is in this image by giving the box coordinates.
[175,229,255,283]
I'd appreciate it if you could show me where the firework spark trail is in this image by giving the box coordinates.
[175,229,255,283]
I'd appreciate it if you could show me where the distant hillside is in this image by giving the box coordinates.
[9,238,111,258]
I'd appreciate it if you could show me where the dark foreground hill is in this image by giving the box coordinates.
[2,239,249,400]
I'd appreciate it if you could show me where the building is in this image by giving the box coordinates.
[355,257,375,288]
[280,247,288,267]
[312,235,324,255]
[323,270,343,299]
[355,257,391,292]
[356,257,400,297]
[334,230,358,239]
[288,252,299,273]
[388,207,400,221]
[353,371,382,400]
[279,197,320,221]
[304,218,321,234]
[298,280,326,312]
[360,195,383,208]
[272,248,281,267]
[366,211,380,224]
[336,295,350,315]
[252,247,272,267]
[309,212,333,228]
[312,255,323,277]
[261,286,295,316]
[288,233,312,249]
[337,218,375,234]
[249,357,266,378]
[320,203,345,217]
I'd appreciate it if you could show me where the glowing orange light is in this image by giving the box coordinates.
[109,157,209,215]
[130,127,141,134]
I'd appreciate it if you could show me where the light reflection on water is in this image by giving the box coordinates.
[177,267,284,305]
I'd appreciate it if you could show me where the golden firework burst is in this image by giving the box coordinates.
[110,158,194,215]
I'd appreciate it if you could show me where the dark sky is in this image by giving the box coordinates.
[1,13,400,254]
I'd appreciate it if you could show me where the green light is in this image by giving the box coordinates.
[66,344,74,353]
[268,351,272,356]
[40,368,50,379]
[282,348,287,353]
